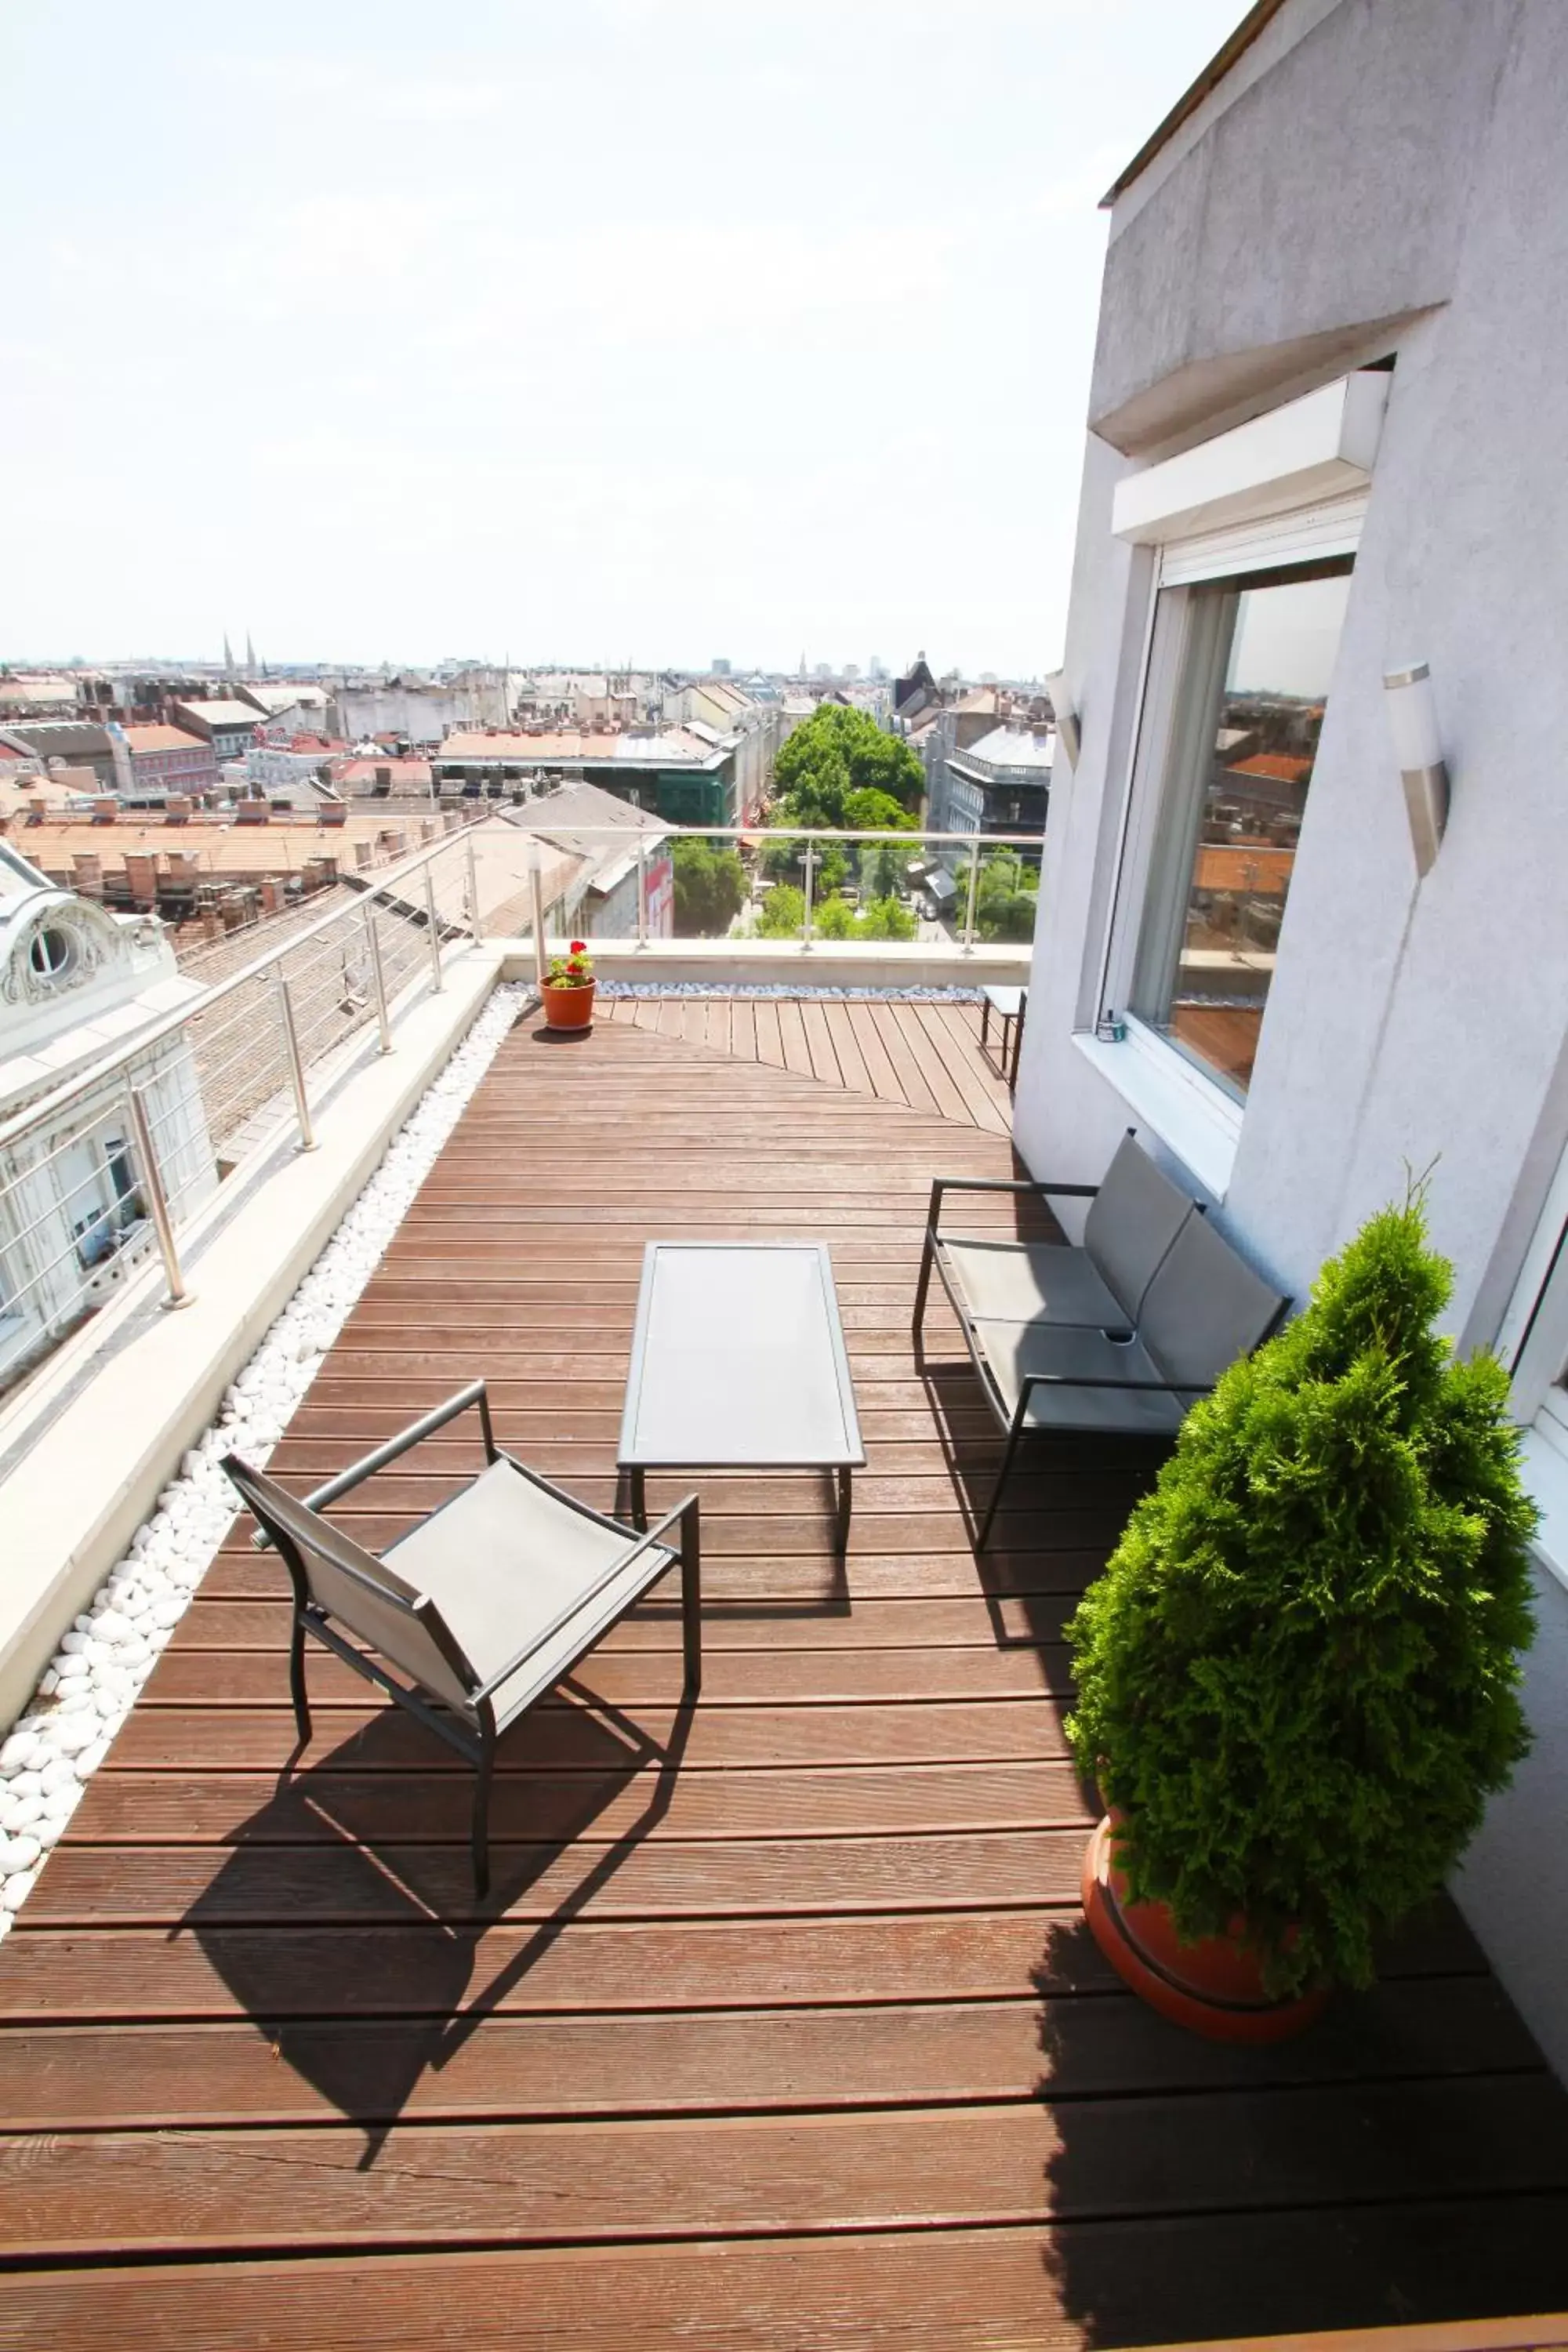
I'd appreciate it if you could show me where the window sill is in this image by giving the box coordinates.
[1072,1022,1242,1198]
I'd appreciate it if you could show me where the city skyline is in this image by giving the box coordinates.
[2,0,1241,675]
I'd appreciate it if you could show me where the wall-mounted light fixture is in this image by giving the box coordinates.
[1382,662,1450,879]
[1045,669,1080,770]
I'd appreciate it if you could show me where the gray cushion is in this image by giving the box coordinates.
[941,1236,1129,1332]
[1083,1134,1195,1321]
[385,1458,671,1729]
[1138,1212,1287,1390]
[968,1319,1190,1437]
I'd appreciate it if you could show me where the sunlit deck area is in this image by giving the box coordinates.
[4,996,1568,2347]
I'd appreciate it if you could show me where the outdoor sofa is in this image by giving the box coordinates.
[913,1134,1290,1544]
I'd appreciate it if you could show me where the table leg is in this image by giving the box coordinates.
[679,1495,702,1699]
[980,996,992,1054]
[1009,993,1027,1092]
[835,1466,852,1555]
[630,1466,647,1532]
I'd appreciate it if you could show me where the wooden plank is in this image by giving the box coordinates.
[20,1828,1092,1926]
[887,1001,971,1120]
[0,1978,1538,2132]
[797,996,840,1087]
[775,997,813,1078]
[752,996,784,1068]
[66,1762,1094,1848]
[0,1907,1487,2028]
[681,998,709,1047]
[844,1000,905,1103]
[821,1001,875,1097]
[863,999,943,1115]
[705,997,732,1056]
[107,1696,1080,1771]
[0,1910,1101,2023]
[10,2210,1568,2351]
[137,1642,1074,1706]
[728,996,756,1063]
[909,1004,1011,1134]
[2,2078,1566,2259]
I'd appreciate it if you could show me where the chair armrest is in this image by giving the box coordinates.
[927,1174,1099,1235]
[471,1492,698,1704]
[252,1379,494,1551]
[1019,1370,1212,1396]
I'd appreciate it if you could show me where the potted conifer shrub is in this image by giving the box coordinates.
[539,939,596,1032]
[1066,1190,1537,2042]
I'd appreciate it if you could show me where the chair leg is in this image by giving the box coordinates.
[288,1607,311,1748]
[680,1498,702,1700]
[913,1229,935,1339]
[471,1733,495,1899]
[976,1414,1026,1552]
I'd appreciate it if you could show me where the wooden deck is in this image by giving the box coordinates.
[4,1004,1568,2346]
[598,988,1018,1131]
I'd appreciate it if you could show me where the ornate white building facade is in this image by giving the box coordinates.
[0,842,215,1389]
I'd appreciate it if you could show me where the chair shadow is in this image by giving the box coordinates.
[915,1343,1167,1646]
[176,1673,695,2168]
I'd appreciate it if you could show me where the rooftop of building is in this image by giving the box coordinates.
[120,724,211,755]
[439,727,727,769]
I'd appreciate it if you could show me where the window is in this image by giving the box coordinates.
[1128,558,1352,1101]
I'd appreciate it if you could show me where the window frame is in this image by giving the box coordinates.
[1083,488,1368,1189]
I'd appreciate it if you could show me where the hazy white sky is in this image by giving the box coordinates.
[1,0,1242,677]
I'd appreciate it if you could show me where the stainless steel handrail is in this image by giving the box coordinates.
[0,826,480,1160]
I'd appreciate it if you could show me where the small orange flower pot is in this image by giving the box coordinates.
[540,978,596,1031]
[1081,1813,1328,2044]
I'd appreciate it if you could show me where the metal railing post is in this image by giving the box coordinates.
[364,905,393,1052]
[962,837,982,953]
[802,844,815,951]
[423,866,445,990]
[529,866,548,987]
[274,964,316,1150]
[636,846,648,948]
[466,836,482,942]
[125,1083,191,1310]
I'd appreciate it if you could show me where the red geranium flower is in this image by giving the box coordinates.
[570,939,586,953]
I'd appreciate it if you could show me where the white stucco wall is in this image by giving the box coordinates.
[1015,0,1568,2070]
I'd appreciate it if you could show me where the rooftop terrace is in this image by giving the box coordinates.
[3,1001,1568,2345]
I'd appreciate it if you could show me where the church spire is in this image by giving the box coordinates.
[223,633,236,683]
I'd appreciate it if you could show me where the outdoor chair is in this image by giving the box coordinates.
[919,1196,1289,1548]
[223,1379,700,1896]
[913,1128,1196,1346]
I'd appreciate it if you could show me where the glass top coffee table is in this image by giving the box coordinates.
[618,1242,866,1552]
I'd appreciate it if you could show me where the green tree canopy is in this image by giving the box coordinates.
[671,838,745,937]
[975,849,1040,944]
[772,706,924,819]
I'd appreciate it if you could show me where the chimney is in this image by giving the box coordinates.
[234,800,269,826]
[318,800,347,828]
[260,877,283,914]
[90,796,118,825]
[354,840,373,870]
[303,854,337,890]
[124,851,159,906]
[201,908,222,942]
[72,853,103,894]
[164,795,191,826]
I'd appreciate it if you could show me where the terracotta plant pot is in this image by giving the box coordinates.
[540,978,596,1031]
[1081,1813,1328,2044]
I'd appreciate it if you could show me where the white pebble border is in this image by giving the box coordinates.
[597,981,986,1001]
[0,980,532,1936]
